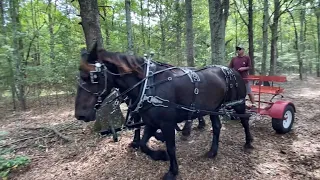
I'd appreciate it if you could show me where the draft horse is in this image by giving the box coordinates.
[76,50,206,145]
[74,43,254,180]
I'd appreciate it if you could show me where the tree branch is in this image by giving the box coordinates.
[268,0,302,29]
[233,0,249,27]
[25,22,45,62]
[22,126,73,142]
[241,0,249,12]
[279,0,302,17]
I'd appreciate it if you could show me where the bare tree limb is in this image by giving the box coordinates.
[241,0,249,12]
[233,0,249,27]
[0,133,55,148]
[22,126,73,142]
[268,0,302,29]
[25,22,45,62]
[99,13,105,21]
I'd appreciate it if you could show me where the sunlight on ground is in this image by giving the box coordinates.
[296,87,320,98]
[291,139,320,156]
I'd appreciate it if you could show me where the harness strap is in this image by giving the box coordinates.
[188,71,200,121]
[138,96,248,118]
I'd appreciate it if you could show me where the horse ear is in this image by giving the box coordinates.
[87,41,98,63]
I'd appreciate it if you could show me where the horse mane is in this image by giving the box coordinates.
[97,49,145,77]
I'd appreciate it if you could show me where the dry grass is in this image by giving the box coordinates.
[1,75,320,180]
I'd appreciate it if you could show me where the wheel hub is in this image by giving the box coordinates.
[283,110,292,128]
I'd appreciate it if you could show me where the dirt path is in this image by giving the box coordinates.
[2,75,320,180]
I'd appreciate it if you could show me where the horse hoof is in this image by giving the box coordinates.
[129,141,140,149]
[244,143,254,149]
[152,150,169,161]
[181,130,191,137]
[180,135,189,141]
[162,172,177,180]
[204,150,217,159]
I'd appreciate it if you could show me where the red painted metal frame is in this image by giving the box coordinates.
[243,76,295,119]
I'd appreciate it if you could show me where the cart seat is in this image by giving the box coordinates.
[250,85,284,95]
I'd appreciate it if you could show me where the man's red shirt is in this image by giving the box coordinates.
[229,55,252,83]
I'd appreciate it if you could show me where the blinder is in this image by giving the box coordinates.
[78,62,109,110]
[89,62,103,84]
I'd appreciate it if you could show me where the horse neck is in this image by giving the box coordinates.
[115,74,142,103]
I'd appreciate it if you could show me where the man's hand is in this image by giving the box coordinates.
[238,67,248,71]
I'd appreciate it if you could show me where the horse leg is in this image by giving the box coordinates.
[181,120,192,137]
[205,115,221,158]
[235,104,254,149]
[129,128,141,149]
[128,113,142,149]
[161,123,178,180]
[197,116,206,129]
[139,125,169,161]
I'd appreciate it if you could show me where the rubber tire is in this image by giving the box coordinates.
[272,105,294,134]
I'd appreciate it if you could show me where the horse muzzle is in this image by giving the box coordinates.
[75,111,96,122]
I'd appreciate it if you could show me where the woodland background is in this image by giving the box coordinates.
[0,0,320,111]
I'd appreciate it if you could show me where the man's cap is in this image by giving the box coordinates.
[236,45,245,50]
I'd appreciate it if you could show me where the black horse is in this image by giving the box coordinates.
[77,51,206,145]
[74,44,253,180]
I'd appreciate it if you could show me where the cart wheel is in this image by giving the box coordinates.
[272,105,294,134]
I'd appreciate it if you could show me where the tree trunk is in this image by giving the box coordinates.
[175,0,182,66]
[208,0,229,64]
[48,0,55,64]
[147,0,151,50]
[125,0,134,55]
[269,0,280,75]
[78,0,124,132]
[140,0,145,52]
[235,12,238,47]
[159,0,166,59]
[248,0,254,74]
[10,0,26,110]
[1,0,16,110]
[78,0,103,49]
[288,11,301,80]
[185,0,194,66]
[317,3,320,77]
[299,4,305,80]
[261,0,269,75]
[102,4,110,48]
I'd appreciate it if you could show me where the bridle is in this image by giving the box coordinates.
[77,60,147,110]
[77,54,179,113]
[77,62,109,109]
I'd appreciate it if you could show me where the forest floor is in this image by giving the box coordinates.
[1,75,320,180]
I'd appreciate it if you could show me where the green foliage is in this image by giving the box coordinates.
[0,153,30,178]
[0,132,30,179]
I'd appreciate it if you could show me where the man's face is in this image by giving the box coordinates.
[236,47,244,56]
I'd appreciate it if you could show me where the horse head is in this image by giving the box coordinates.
[74,42,146,122]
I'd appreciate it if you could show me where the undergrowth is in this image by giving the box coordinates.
[0,131,30,179]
